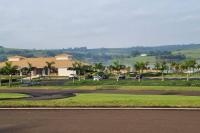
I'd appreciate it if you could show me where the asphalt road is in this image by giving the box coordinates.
[0,109,200,133]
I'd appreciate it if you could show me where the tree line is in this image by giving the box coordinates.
[0,59,199,87]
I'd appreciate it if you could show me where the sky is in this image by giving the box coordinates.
[0,0,200,49]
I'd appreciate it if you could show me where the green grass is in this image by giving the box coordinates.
[173,48,200,59]
[2,84,200,91]
[1,94,200,107]
[0,93,30,99]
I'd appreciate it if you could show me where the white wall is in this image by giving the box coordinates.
[8,58,21,62]
[56,56,72,61]
[58,68,76,76]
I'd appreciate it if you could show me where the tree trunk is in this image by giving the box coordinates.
[187,73,189,81]
[30,73,32,83]
[138,77,141,82]
[162,72,164,81]
[20,70,23,84]
[21,75,23,84]
[48,68,50,76]
[0,75,2,86]
[78,70,81,81]
[116,75,119,82]
[83,72,86,80]
[138,71,141,82]
[48,68,51,79]
[9,75,11,87]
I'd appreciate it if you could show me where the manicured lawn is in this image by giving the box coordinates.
[0,93,30,99]
[1,85,200,91]
[1,94,200,107]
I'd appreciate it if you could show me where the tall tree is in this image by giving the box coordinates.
[159,61,168,81]
[69,62,83,81]
[134,62,147,82]
[1,62,18,87]
[93,63,104,72]
[154,62,160,71]
[154,61,168,81]
[184,60,197,81]
[82,65,93,80]
[196,64,200,76]
[0,68,2,86]
[27,63,34,82]
[45,61,55,76]
[111,61,126,82]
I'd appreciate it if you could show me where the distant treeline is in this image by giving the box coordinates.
[0,44,199,64]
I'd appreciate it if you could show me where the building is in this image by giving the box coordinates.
[0,54,76,77]
[140,54,147,57]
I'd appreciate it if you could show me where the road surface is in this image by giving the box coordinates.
[0,109,199,133]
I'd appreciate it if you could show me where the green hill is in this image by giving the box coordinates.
[173,48,200,59]
[1,44,200,64]
[116,56,156,66]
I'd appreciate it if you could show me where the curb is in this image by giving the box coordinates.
[0,108,200,110]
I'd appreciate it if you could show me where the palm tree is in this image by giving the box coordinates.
[179,62,187,80]
[45,61,55,77]
[1,62,18,87]
[196,64,200,76]
[69,62,83,81]
[27,63,34,82]
[159,61,168,81]
[112,61,126,82]
[170,62,177,73]
[0,68,2,86]
[184,60,197,81]
[81,65,94,80]
[145,61,150,71]
[134,62,147,82]
[154,62,160,72]
[93,63,105,72]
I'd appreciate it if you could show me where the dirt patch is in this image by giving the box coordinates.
[0,91,76,101]
[24,93,76,100]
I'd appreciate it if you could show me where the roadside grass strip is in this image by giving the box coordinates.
[1,94,200,108]
[0,93,30,99]
[2,86,200,91]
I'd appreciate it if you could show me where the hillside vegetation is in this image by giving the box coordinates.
[0,44,200,64]
[173,48,200,59]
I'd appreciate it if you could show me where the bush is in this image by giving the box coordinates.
[142,72,162,77]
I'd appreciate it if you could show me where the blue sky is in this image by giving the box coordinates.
[0,0,200,49]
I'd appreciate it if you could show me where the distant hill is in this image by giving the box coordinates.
[173,48,200,59]
[0,44,200,65]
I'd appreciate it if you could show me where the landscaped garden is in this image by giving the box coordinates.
[1,59,200,108]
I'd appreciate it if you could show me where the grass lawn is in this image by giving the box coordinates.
[64,79,200,87]
[2,85,200,91]
[0,93,30,99]
[1,94,200,107]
